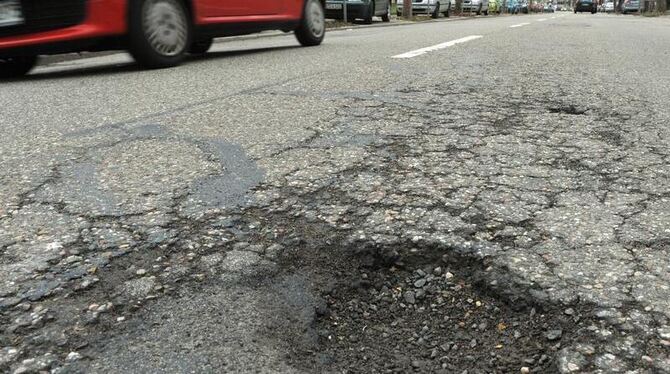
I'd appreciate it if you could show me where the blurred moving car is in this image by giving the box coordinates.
[0,0,326,78]
[622,0,640,12]
[326,0,391,22]
[462,0,490,14]
[544,3,556,11]
[604,1,615,11]
[397,0,452,18]
[574,0,597,12]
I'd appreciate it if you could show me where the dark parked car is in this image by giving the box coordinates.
[325,0,391,23]
[0,0,326,78]
[519,1,530,13]
[574,0,597,12]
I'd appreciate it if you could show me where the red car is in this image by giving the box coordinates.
[0,0,325,78]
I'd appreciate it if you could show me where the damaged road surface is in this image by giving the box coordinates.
[1,13,670,374]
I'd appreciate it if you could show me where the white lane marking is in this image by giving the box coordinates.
[509,22,530,28]
[538,18,548,21]
[551,16,557,18]
[392,35,483,59]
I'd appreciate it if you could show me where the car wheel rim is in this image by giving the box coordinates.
[142,0,188,57]
[306,0,325,38]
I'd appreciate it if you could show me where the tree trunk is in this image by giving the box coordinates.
[403,0,413,18]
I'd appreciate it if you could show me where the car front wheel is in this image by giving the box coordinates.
[295,0,325,46]
[0,56,38,79]
[129,0,191,69]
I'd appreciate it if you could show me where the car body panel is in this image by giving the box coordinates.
[622,0,640,11]
[462,0,490,13]
[396,0,452,15]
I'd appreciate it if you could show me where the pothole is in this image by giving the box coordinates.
[548,105,588,116]
[281,237,602,374]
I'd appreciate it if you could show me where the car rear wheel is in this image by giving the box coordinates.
[432,2,441,18]
[0,56,38,79]
[295,0,325,46]
[382,2,391,22]
[129,0,191,69]
[189,38,213,55]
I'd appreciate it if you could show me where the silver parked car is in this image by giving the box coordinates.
[462,0,490,14]
[397,0,453,18]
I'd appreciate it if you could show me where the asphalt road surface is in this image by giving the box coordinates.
[2,12,670,374]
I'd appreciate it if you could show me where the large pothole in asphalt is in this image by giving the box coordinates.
[275,235,601,374]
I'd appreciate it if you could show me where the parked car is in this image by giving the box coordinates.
[574,0,597,12]
[326,0,391,23]
[622,0,640,12]
[397,0,452,18]
[604,1,615,11]
[462,0,490,14]
[544,3,556,11]
[0,0,326,78]
[518,1,530,12]
[489,0,504,14]
[507,0,521,13]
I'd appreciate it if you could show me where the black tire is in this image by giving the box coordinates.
[382,2,391,22]
[295,0,325,46]
[189,38,213,55]
[0,56,38,79]
[128,0,191,69]
[432,2,441,18]
[363,1,374,24]
[484,8,489,15]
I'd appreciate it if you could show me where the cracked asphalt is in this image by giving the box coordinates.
[1,12,670,374]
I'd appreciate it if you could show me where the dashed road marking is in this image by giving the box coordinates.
[510,23,531,28]
[538,18,548,21]
[392,35,483,59]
